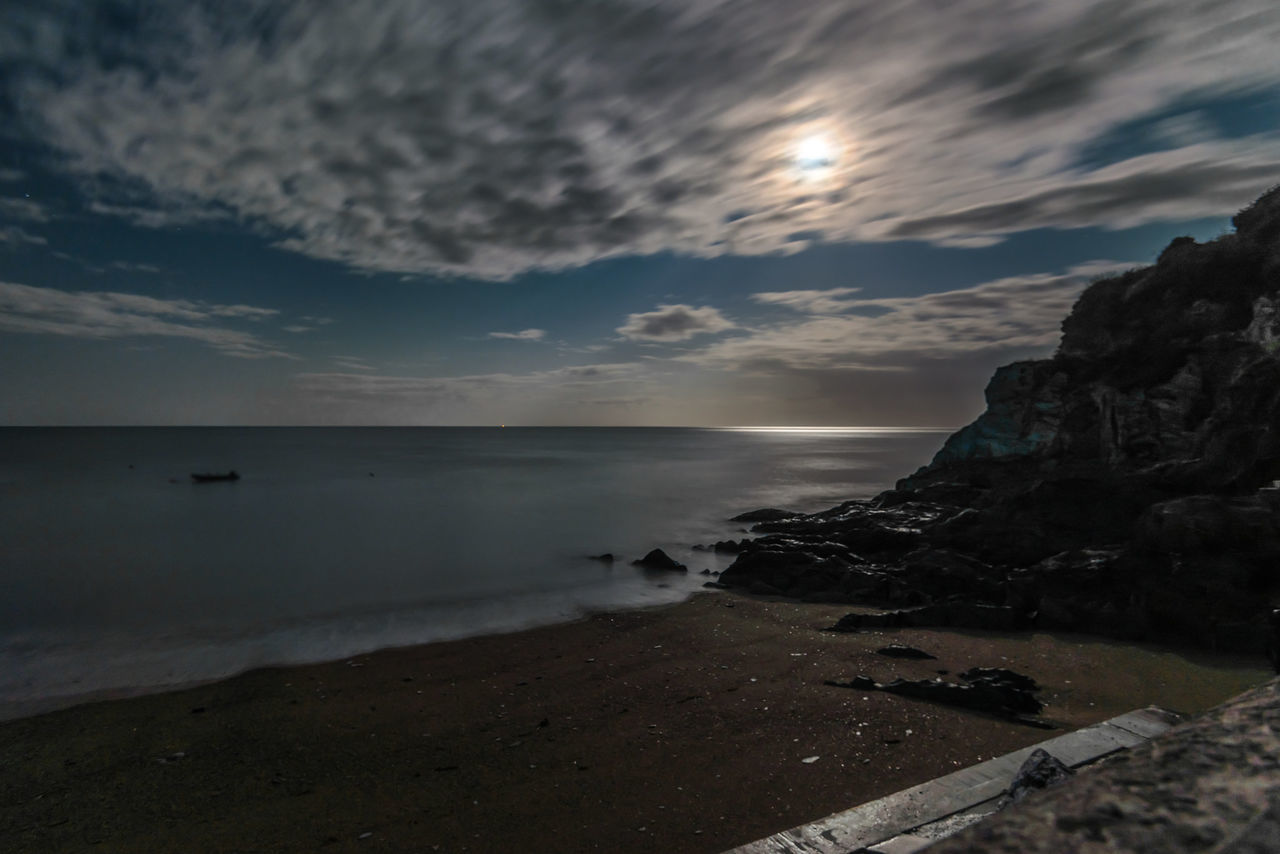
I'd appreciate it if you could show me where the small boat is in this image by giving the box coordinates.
[190,470,240,483]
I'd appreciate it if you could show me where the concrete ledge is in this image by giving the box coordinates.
[725,707,1181,854]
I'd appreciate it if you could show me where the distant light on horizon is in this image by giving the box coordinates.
[720,425,953,434]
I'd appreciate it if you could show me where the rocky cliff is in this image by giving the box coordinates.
[715,185,1280,655]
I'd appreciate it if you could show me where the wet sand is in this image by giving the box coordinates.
[0,592,1269,853]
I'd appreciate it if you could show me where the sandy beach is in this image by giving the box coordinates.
[1,592,1269,854]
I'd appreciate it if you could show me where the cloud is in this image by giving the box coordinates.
[0,281,293,359]
[331,356,375,372]
[107,261,162,274]
[298,362,646,398]
[206,304,279,320]
[693,260,1136,371]
[0,226,46,246]
[488,328,546,341]
[885,149,1280,241]
[617,304,735,342]
[84,201,231,230]
[0,197,51,223]
[280,315,333,333]
[0,169,25,182]
[7,1,1280,278]
[751,287,861,314]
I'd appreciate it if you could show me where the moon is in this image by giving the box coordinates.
[793,134,837,176]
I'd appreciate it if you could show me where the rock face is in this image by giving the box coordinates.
[716,186,1280,653]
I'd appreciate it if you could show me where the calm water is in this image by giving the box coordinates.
[0,426,946,718]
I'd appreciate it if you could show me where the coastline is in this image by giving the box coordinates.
[1,591,1268,853]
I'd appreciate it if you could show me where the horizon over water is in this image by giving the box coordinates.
[0,426,949,720]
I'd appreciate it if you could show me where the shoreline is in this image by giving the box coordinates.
[2,591,1268,853]
[0,578,712,724]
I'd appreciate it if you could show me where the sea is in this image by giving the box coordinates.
[0,426,948,720]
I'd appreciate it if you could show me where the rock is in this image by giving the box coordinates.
[825,604,1029,633]
[876,644,936,660]
[826,666,1044,720]
[1004,748,1074,804]
[960,667,1039,693]
[588,553,615,563]
[631,549,687,572]
[729,508,797,523]
[713,539,749,554]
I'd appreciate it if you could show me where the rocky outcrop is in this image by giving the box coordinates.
[715,185,1280,654]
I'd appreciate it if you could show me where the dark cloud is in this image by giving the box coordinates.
[5,1,1280,277]
[617,304,735,342]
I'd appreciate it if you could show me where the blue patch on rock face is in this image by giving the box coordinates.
[927,361,1063,467]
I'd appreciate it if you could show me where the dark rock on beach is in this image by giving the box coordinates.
[826,665,1045,720]
[713,186,1280,654]
[876,644,936,660]
[825,604,1028,633]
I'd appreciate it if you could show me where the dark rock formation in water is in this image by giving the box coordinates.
[632,548,688,572]
[718,186,1280,653]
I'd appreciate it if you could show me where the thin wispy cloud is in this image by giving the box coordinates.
[751,287,862,314]
[331,356,375,372]
[488,328,546,341]
[7,1,1278,279]
[0,226,46,247]
[107,261,162,274]
[84,200,230,230]
[694,261,1136,371]
[0,197,51,223]
[0,281,293,359]
[295,362,652,422]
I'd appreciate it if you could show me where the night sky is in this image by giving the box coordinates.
[2,1,1279,426]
